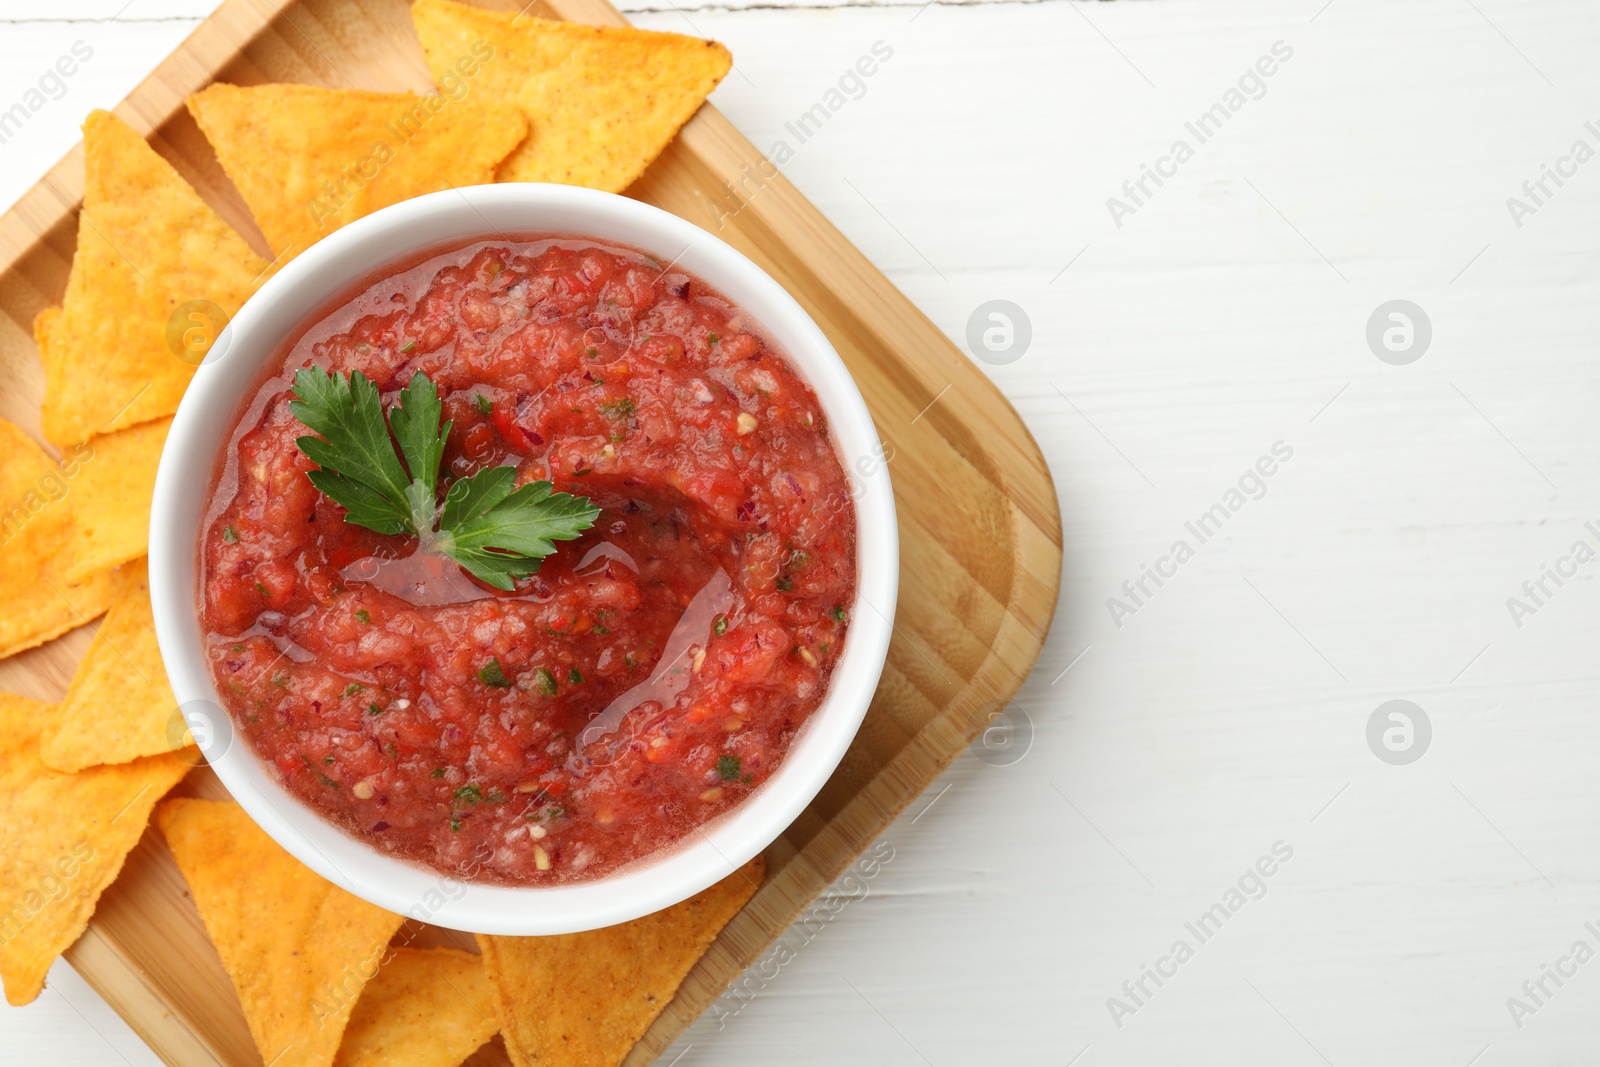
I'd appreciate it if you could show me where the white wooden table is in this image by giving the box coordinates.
[7,0,1600,1062]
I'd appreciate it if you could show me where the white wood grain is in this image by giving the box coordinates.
[7,0,1600,1063]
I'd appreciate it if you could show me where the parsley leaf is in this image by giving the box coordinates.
[437,469,600,589]
[291,368,599,590]
[291,368,416,536]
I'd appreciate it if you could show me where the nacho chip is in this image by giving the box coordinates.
[38,110,268,448]
[411,0,730,193]
[158,798,406,1067]
[187,83,527,259]
[0,420,114,659]
[32,306,61,355]
[334,947,499,1067]
[0,693,192,1005]
[59,416,171,586]
[478,856,764,1067]
[41,560,188,772]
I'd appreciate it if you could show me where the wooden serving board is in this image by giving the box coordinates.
[0,0,1063,1062]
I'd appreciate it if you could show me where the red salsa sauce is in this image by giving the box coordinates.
[200,238,857,884]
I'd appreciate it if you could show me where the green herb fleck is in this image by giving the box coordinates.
[474,392,492,414]
[716,755,742,782]
[586,346,598,359]
[449,816,461,832]
[355,609,370,624]
[367,702,383,716]
[454,784,482,804]
[255,582,270,597]
[342,683,365,697]
[567,668,584,685]
[531,667,558,696]
[323,753,336,765]
[775,576,793,592]
[479,658,512,687]
[831,604,847,622]
[708,332,720,345]
[624,652,638,672]
[271,672,289,688]
[400,341,416,354]
[430,768,446,779]
[222,525,238,543]
[486,788,508,804]
[592,623,610,635]
[713,614,728,637]
[598,397,635,419]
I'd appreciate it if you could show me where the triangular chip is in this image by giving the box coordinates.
[0,419,115,658]
[41,560,189,772]
[334,947,499,1067]
[0,693,192,1005]
[412,0,730,192]
[187,83,528,259]
[59,416,171,585]
[38,110,268,448]
[32,306,61,355]
[158,798,406,1067]
[478,857,764,1067]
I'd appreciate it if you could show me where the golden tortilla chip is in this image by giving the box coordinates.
[0,420,114,659]
[334,947,499,1067]
[41,560,189,772]
[187,83,527,259]
[38,110,268,448]
[59,416,171,586]
[0,693,192,1005]
[158,798,406,1067]
[478,857,764,1067]
[32,306,60,354]
[412,0,730,193]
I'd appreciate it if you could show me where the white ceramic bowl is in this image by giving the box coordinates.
[148,183,897,934]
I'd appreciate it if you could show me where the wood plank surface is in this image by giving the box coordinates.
[0,0,1061,1063]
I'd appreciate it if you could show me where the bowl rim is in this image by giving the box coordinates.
[147,183,897,935]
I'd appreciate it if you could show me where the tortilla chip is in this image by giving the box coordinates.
[158,798,406,1067]
[32,306,61,354]
[478,856,764,1067]
[412,0,730,193]
[334,947,499,1067]
[59,416,171,586]
[0,420,115,659]
[0,693,193,1005]
[38,110,268,448]
[40,560,188,772]
[187,83,527,259]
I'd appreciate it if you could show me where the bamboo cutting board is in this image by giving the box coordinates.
[0,0,1063,1062]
